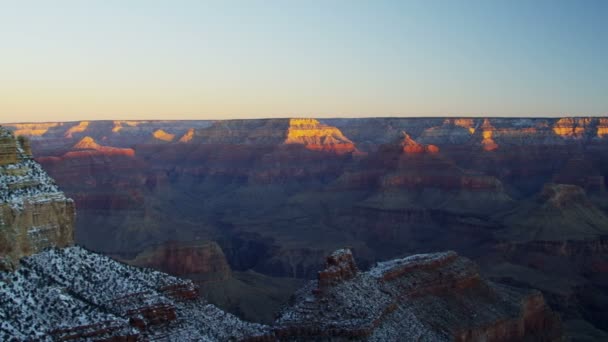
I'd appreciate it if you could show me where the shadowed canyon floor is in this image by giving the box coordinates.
[4,117,608,339]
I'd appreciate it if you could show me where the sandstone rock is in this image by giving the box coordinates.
[481,119,499,151]
[72,136,136,157]
[274,249,563,341]
[553,117,593,138]
[152,129,175,142]
[0,246,269,341]
[316,248,359,291]
[598,118,608,138]
[64,121,90,138]
[285,118,357,154]
[179,128,195,142]
[0,127,75,271]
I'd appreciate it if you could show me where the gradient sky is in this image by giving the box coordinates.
[1,0,607,123]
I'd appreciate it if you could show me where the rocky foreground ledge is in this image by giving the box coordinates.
[0,247,563,341]
[272,249,563,341]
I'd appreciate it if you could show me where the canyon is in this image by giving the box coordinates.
[0,125,564,341]
[3,116,608,339]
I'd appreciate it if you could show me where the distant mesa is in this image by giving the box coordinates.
[179,128,195,143]
[70,136,135,157]
[552,117,591,138]
[64,121,90,138]
[111,120,145,133]
[448,118,476,134]
[597,118,608,138]
[73,136,100,150]
[152,129,176,142]
[285,118,357,154]
[9,122,61,137]
[480,119,499,151]
[400,131,439,154]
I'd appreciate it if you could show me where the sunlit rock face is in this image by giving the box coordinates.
[178,128,195,142]
[285,118,357,154]
[452,118,477,134]
[598,118,608,138]
[481,119,499,151]
[400,132,439,154]
[9,123,62,137]
[63,121,90,138]
[0,127,74,271]
[111,120,148,133]
[152,129,175,142]
[70,136,136,157]
[552,117,593,138]
[417,118,476,145]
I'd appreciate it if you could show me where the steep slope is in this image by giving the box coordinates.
[0,128,74,271]
[0,246,268,341]
[496,183,608,242]
[273,249,562,341]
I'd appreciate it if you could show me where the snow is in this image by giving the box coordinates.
[0,148,68,211]
[0,246,269,341]
[368,251,456,279]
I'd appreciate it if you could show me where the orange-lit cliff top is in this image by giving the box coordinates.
[64,121,90,138]
[152,129,175,142]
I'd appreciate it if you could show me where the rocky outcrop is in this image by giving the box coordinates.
[71,136,136,157]
[400,132,439,154]
[1,246,563,341]
[0,127,74,271]
[179,128,195,142]
[552,117,593,138]
[152,129,175,142]
[598,118,608,138]
[64,121,90,138]
[0,246,269,341]
[8,123,62,137]
[285,118,357,154]
[480,119,499,151]
[273,249,563,341]
[316,249,359,291]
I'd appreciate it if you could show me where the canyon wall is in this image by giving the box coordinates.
[0,127,74,271]
[5,117,608,337]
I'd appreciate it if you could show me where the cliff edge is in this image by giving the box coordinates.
[0,127,74,271]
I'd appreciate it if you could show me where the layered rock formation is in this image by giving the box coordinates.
[0,246,268,341]
[285,118,357,154]
[273,249,562,341]
[5,117,608,336]
[70,136,136,157]
[152,129,176,142]
[0,127,74,271]
[0,246,564,341]
[400,132,439,154]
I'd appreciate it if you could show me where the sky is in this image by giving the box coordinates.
[1,0,607,123]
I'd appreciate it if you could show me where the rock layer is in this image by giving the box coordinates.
[0,127,74,271]
[273,249,563,341]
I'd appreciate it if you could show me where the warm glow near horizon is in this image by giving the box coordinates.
[1,0,607,123]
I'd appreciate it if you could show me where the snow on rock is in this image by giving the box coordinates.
[273,248,563,341]
[0,246,269,341]
[0,127,75,271]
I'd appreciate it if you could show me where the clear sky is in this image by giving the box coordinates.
[1,0,607,123]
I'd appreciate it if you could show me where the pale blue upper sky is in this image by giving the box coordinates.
[1,0,606,122]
